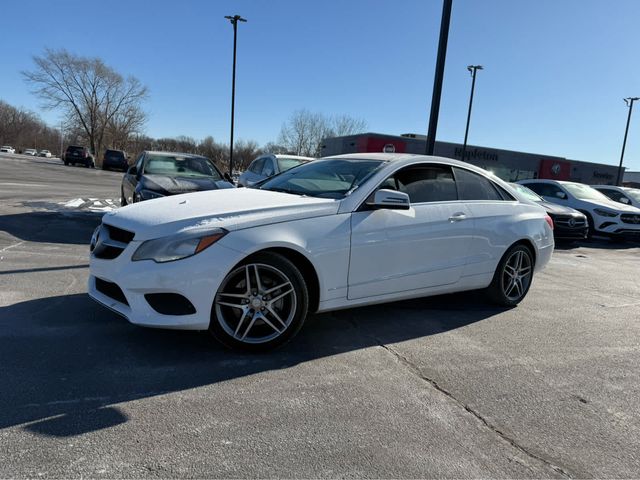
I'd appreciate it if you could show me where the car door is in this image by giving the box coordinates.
[122,153,144,203]
[453,167,521,277]
[348,163,475,300]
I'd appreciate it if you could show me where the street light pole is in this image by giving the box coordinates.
[460,64,483,162]
[617,97,639,186]
[225,14,247,178]
[425,0,453,156]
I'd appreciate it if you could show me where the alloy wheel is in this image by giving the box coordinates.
[501,249,533,302]
[215,263,297,344]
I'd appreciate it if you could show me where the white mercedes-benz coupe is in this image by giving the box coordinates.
[89,153,554,351]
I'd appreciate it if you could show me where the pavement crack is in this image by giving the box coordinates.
[345,315,574,479]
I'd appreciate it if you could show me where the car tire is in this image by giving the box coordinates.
[486,243,534,307]
[209,252,309,352]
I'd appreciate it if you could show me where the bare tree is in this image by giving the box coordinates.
[0,99,61,153]
[330,114,368,137]
[22,48,148,159]
[278,109,367,157]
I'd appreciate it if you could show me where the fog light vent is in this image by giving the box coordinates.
[144,293,196,316]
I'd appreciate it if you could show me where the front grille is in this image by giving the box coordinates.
[552,214,587,228]
[95,278,129,306]
[92,223,135,260]
[621,214,640,225]
[106,225,135,243]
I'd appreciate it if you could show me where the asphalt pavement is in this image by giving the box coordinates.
[1,153,639,478]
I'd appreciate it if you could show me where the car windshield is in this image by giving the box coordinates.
[144,154,221,179]
[510,183,543,202]
[260,158,385,199]
[622,188,640,202]
[277,157,308,172]
[563,183,611,201]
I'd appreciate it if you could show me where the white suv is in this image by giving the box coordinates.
[592,185,640,208]
[518,179,640,240]
[0,146,16,154]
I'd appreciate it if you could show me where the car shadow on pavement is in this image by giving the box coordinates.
[0,291,503,437]
[0,211,103,245]
[554,238,640,251]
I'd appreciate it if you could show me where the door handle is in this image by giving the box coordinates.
[449,212,467,222]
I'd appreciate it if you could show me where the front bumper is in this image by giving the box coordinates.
[88,239,245,330]
[594,218,640,237]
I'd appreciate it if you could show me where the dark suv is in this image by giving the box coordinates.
[102,149,129,171]
[64,145,95,168]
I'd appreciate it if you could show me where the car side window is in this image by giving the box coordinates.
[453,168,504,201]
[599,189,625,202]
[250,158,265,174]
[262,158,275,177]
[383,164,457,203]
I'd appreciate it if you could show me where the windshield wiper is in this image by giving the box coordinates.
[265,187,307,197]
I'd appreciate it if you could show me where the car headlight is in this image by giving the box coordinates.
[132,228,228,263]
[593,208,618,218]
[139,189,165,200]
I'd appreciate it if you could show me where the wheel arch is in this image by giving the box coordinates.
[228,246,321,314]
[509,238,537,266]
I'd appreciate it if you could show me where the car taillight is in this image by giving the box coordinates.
[545,215,554,230]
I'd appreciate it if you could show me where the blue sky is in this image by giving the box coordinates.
[1,0,640,170]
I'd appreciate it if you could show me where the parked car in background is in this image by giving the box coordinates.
[0,146,16,154]
[64,145,95,168]
[510,183,588,240]
[121,151,234,205]
[38,150,51,158]
[518,179,640,239]
[102,149,129,171]
[593,185,640,209]
[90,153,554,351]
[238,154,313,187]
[23,148,38,156]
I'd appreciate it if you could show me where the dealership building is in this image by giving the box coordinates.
[320,132,622,185]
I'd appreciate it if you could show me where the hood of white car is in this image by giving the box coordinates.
[103,188,339,240]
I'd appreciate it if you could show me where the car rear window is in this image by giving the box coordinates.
[106,150,125,159]
[67,146,84,153]
[144,154,222,179]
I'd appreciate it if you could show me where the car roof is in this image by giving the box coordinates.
[144,150,206,158]
[324,152,487,168]
[272,154,314,161]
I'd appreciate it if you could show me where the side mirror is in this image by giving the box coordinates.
[128,165,137,176]
[620,197,630,204]
[366,189,410,210]
[555,191,567,199]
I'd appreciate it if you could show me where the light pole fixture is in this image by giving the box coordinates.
[460,64,483,162]
[425,0,453,156]
[617,97,639,186]
[225,14,247,178]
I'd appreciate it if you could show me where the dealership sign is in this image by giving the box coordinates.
[454,147,499,161]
